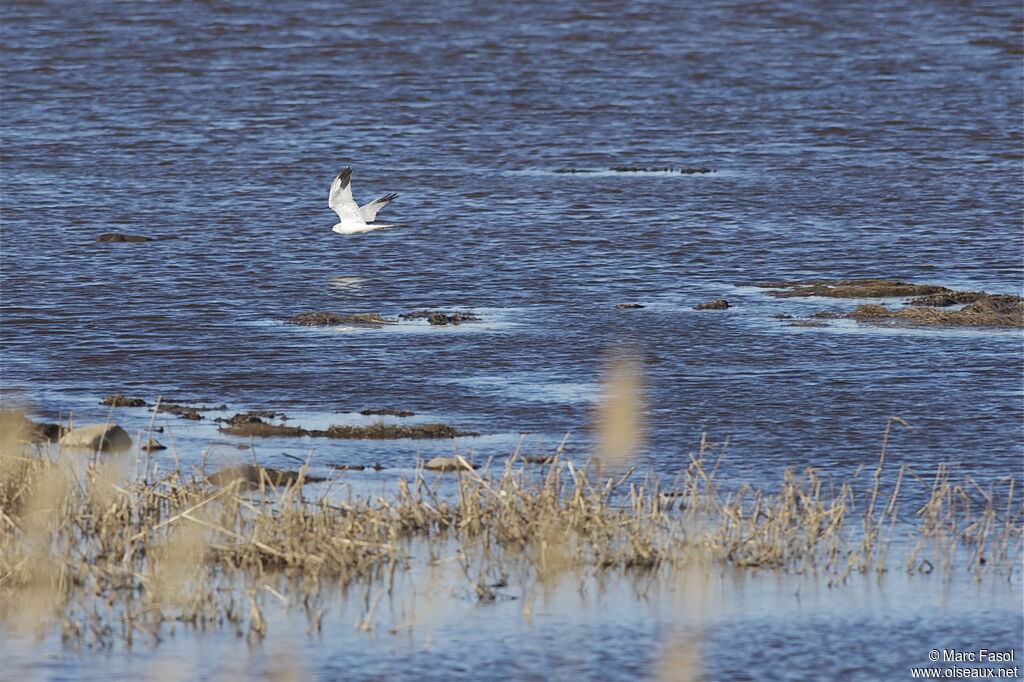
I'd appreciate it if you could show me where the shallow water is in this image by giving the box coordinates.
[2,558,1020,681]
[2,0,1022,678]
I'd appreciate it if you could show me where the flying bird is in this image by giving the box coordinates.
[328,167,399,234]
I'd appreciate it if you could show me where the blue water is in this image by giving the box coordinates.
[2,0,1022,678]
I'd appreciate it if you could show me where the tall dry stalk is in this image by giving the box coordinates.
[595,350,646,473]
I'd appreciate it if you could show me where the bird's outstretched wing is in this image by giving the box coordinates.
[328,167,368,230]
[359,193,399,223]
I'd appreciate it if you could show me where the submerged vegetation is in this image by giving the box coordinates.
[398,310,480,325]
[748,278,950,298]
[289,312,391,326]
[218,414,478,439]
[847,299,1024,327]
[289,310,482,327]
[359,407,415,417]
[693,299,730,310]
[553,166,713,174]
[748,278,1024,328]
[94,233,178,243]
[0,412,1019,650]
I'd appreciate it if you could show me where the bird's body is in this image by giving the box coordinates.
[329,167,399,234]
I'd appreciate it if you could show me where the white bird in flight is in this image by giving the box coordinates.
[329,167,399,234]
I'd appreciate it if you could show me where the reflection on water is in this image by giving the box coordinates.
[326,276,368,291]
[1,539,1018,681]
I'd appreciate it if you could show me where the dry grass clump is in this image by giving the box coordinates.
[676,422,1023,584]
[0,446,405,647]
[0,411,63,443]
[452,457,672,574]
[0,414,1019,649]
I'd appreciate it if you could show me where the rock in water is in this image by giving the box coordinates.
[59,424,133,453]
[425,456,479,472]
[206,465,325,488]
[96,233,153,242]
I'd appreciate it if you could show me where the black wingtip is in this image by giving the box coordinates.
[335,167,352,188]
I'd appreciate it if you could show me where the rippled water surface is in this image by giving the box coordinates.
[3,0,1022,678]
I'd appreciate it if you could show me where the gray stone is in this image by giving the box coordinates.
[59,424,133,453]
[425,456,479,472]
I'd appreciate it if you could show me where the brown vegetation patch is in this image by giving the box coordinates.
[101,394,148,407]
[847,304,890,319]
[96,233,153,242]
[694,299,730,310]
[848,298,1024,328]
[289,312,390,326]
[907,291,986,307]
[218,414,477,439]
[908,291,1022,307]
[553,166,713,174]
[212,405,284,421]
[359,407,415,417]
[217,411,287,425]
[324,422,478,439]
[154,402,226,420]
[154,401,202,417]
[750,279,1024,328]
[615,303,645,309]
[218,417,311,438]
[399,310,479,325]
[610,166,712,174]
[748,278,948,298]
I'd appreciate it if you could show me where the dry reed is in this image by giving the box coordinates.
[0,412,1020,650]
